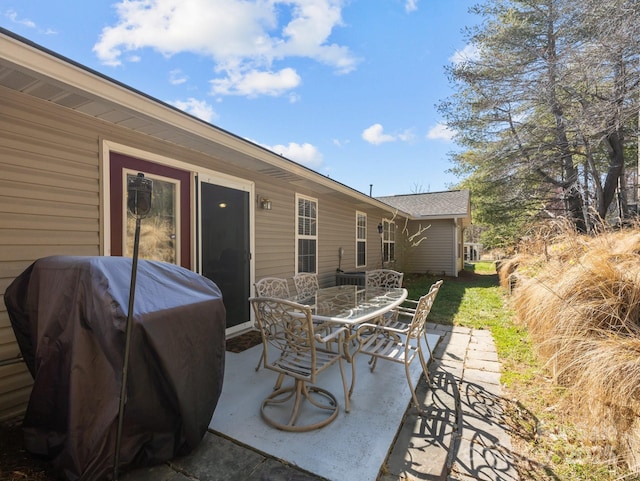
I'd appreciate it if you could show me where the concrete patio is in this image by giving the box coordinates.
[122,324,520,481]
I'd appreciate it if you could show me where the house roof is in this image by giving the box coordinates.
[0,28,407,217]
[377,190,471,224]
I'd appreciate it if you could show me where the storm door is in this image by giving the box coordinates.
[199,177,252,333]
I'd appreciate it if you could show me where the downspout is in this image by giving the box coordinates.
[453,219,459,277]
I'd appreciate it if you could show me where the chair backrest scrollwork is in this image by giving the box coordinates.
[293,272,319,300]
[254,277,291,298]
[365,269,404,288]
[407,280,443,338]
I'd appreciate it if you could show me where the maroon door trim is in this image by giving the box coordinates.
[109,152,191,269]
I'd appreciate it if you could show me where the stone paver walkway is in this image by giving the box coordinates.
[382,324,520,481]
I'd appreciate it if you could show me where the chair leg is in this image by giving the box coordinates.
[404,360,424,416]
[369,356,378,372]
[255,347,264,371]
[337,357,351,413]
[273,373,285,390]
[260,380,340,432]
[348,357,357,400]
[417,345,431,385]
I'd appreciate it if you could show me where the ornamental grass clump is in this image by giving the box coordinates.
[503,225,640,470]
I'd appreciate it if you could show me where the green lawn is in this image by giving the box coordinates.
[404,262,536,383]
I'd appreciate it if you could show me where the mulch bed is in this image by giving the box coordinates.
[0,421,58,481]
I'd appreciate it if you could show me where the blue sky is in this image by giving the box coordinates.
[0,0,479,197]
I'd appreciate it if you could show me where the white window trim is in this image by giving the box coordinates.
[295,193,318,274]
[356,211,367,268]
[122,168,182,265]
[383,218,396,263]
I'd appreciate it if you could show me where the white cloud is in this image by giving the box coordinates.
[93,0,358,97]
[5,9,57,34]
[263,142,323,168]
[5,9,36,29]
[332,138,350,147]
[450,43,479,66]
[427,122,456,141]
[398,129,416,142]
[211,67,301,97]
[170,98,218,123]
[362,124,414,145]
[169,69,188,85]
[362,124,395,145]
[405,0,419,13]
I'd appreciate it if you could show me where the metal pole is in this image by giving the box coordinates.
[113,216,142,481]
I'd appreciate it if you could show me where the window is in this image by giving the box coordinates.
[296,194,318,273]
[109,151,191,269]
[382,219,395,263]
[356,212,366,267]
[125,171,179,264]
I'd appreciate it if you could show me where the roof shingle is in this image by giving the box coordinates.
[376,190,470,219]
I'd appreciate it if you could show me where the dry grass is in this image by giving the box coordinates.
[126,216,177,263]
[502,220,640,473]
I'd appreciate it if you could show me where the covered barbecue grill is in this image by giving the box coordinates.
[4,255,226,481]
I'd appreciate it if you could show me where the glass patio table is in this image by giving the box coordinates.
[286,284,408,400]
[291,284,407,325]
[288,284,408,360]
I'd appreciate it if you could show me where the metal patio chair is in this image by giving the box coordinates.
[292,272,319,301]
[363,269,406,331]
[253,277,292,371]
[254,277,291,298]
[250,297,350,432]
[365,269,404,288]
[354,279,443,415]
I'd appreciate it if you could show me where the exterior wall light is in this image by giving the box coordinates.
[260,197,272,210]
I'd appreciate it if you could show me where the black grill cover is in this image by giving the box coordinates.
[4,255,226,481]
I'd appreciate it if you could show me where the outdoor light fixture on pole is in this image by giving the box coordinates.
[113,173,152,481]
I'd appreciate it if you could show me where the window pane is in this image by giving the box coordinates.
[298,239,316,273]
[126,174,177,264]
[298,198,317,236]
[297,197,317,272]
[357,213,366,239]
[357,241,366,266]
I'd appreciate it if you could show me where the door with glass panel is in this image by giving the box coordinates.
[109,152,191,267]
[199,176,252,333]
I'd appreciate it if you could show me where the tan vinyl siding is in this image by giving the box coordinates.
[252,181,393,289]
[0,84,400,420]
[402,219,455,276]
[316,195,386,284]
[0,364,32,421]
[253,186,296,282]
[0,87,102,420]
